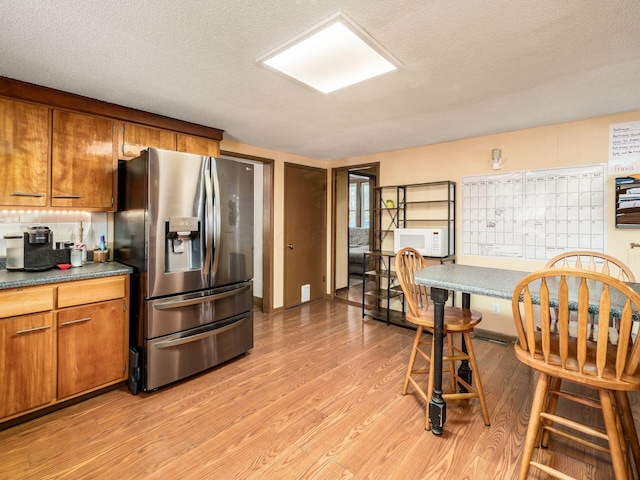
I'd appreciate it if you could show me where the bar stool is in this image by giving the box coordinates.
[545,250,635,281]
[543,251,640,472]
[546,250,636,337]
[395,247,490,431]
[512,268,640,479]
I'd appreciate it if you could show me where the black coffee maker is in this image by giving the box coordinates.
[24,226,55,271]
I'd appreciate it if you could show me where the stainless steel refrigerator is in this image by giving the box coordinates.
[114,148,254,392]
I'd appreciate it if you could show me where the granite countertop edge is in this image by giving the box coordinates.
[0,262,133,290]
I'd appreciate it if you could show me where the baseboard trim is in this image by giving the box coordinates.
[253,296,263,309]
[472,328,516,345]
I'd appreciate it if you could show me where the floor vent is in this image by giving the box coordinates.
[472,335,510,346]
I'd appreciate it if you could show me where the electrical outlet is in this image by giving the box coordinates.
[492,303,500,315]
[301,284,310,303]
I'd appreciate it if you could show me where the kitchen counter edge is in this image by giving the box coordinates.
[0,262,133,290]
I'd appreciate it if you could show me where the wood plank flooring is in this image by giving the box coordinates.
[1,299,638,479]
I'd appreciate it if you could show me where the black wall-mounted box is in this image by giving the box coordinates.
[616,177,640,228]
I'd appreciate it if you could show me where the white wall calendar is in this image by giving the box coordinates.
[462,164,606,261]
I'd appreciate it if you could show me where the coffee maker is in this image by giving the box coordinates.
[24,226,55,271]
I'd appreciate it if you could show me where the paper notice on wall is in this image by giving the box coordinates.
[609,121,640,175]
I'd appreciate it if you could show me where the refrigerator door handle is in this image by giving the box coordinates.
[152,285,251,310]
[153,316,250,349]
[203,168,214,275]
[211,158,222,276]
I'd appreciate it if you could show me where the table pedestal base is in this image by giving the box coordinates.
[429,287,448,435]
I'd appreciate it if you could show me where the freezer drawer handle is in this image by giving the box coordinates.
[153,285,251,310]
[60,317,92,326]
[153,316,249,349]
[15,325,51,335]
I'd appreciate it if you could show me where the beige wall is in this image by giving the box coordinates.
[223,111,640,331]
[332,110,640,336]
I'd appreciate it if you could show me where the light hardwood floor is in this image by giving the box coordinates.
[1,300,637,479]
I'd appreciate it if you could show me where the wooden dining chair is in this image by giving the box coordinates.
[395,247,490,431]
[511,268,640,480]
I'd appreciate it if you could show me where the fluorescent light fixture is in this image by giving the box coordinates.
[257,11,401,94]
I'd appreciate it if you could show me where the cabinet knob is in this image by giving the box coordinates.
[288,243,294,250]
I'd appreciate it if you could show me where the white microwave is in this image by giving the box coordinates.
[394,228,449,257]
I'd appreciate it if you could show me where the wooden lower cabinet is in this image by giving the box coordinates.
[0,275,129,423]
[0,312,55,418]
[57,299,126,399]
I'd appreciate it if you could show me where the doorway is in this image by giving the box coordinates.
[284,163,327,308]
[332,163,379,305]
[220,150,273,313]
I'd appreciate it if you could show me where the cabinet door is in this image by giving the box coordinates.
[57,300,126,399]
[0,313,55,418]
[0,98,49,207]
[176,134,220,156]
[119,122,176,160]
[52,110,116,209]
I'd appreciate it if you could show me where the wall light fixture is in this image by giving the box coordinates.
[492,148,503,170]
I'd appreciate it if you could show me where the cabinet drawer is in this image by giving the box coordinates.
[0,286,55,318]
[57,276,126,308]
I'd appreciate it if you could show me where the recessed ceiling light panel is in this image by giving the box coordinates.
[257,11,401,94]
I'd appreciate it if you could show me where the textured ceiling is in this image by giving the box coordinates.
[1,1,639,160]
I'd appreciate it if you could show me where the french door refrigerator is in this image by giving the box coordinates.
[115,148,254,392]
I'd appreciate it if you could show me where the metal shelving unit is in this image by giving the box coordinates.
[361,250,408,326]
[362,181,456,327]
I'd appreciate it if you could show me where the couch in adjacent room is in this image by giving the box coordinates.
[348,227,370,275]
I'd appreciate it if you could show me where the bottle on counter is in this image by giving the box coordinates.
[4,233,24,271]
[70,245,84,267]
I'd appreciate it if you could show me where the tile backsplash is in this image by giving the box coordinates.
[0,211,108,257]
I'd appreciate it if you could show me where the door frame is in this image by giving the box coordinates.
[331,162,379,302]
[283,162,327,308]
[220,149,274,313]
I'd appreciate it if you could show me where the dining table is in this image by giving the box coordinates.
[413,263,640,436]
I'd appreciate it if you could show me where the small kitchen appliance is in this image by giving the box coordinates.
[394,228,451,257]
[23,226,55,271]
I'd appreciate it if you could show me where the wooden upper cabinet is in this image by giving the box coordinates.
[176,134,220,157]
[0,98,49,207]
[52,110,116,209]
[119,122,176,160]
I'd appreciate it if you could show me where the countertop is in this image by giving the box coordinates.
[0,262,133,290]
